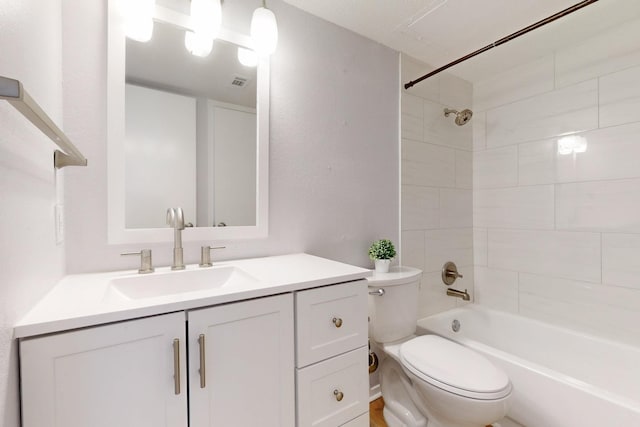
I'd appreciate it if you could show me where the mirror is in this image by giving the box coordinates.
[107,0,269,244]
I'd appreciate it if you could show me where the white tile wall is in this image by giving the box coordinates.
[402,56,439,103]
[486,80,598,147]
[519,123,640,185]
[556,178,640,232]
[418,271,458,318]
[475,186,555,230]
[402,140,455,187]
[473,55,554,113]
[401,55,474,317]
[440,189,472,228]
[473,146,518,189]
[473,228,488,266]
[555,18,640,89]
[401,185,439,230]
[599,65,640,128]
[455,150,472,189]
[602,233,640,290]
[424,228,473,273]
[401,113,424,142]
[474,266,519,313]
[487,229,601,283]
[472,20,640,345]
[472,110,487,151]
[519,273,640,347]
[402,93,424,119]
[517,139,557,186]
[439,73,473,109]
[401,230,425,271]
[424,99,473,150]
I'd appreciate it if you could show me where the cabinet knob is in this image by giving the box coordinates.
[333,389,344,402]
[332,317,343,328]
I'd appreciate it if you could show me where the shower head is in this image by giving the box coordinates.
[444,108,473,126]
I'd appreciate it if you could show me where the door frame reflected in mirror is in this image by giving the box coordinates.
[107,1,269,244]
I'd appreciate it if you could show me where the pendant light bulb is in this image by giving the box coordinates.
[250,6,278,57]
[123,0,155,42]
[237,47,258,67]
[185,0,221,57]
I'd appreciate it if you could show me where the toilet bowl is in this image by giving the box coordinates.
[368,267,512,427]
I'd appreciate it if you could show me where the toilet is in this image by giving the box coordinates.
[368,267,512,427]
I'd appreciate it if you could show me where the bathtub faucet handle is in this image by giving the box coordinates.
[442,261,463,285]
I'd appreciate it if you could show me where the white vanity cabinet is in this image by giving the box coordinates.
[20,312,188,427]
[20,294,294,427]
[187,293,295,427]
[295,280,370,426]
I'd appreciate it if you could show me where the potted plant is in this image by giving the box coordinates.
[368,239,396,273]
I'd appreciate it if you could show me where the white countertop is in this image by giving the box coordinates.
[14,253,371,339]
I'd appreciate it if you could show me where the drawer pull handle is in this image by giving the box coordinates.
[172,339,180,395]
[198,334,206,388]
[332,317,343,328]
[333,389,344,402]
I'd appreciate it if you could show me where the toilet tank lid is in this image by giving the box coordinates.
[366,266,422,286]
[400,335,511,397]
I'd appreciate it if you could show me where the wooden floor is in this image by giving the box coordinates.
[369,398,388,427]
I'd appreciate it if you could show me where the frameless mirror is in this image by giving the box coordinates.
[107,0,269,244]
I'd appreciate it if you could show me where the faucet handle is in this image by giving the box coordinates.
[199,245,226,268]
[121,249,155,274]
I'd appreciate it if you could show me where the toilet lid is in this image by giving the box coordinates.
[399,335,511,400]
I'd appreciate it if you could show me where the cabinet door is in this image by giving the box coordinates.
[20,312,187,427]
[188,294,295,427]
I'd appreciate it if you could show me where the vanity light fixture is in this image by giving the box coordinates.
[123,0,156,42]
[557,134,587,155]
[237,47,258,67]
[185,0,222,57]
[250,1,279,57]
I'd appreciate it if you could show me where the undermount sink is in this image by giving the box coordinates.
[107,266,259,300]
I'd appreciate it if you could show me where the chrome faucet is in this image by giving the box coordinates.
[166,207,185,270]
[446,288,471,301]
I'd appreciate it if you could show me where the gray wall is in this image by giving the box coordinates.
[63,0,400,274]
[0,1,66,425]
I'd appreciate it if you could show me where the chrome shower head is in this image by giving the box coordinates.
[444,108,473,126]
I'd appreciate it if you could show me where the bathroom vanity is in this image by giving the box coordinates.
[15,254,370,427]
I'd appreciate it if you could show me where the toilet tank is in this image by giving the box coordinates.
[367,266,422,343]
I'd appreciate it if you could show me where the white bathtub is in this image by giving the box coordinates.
[416,304,640,427]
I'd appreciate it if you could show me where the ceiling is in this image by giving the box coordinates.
[280,0,640,83]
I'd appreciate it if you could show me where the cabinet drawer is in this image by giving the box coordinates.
[295,280,367,367]
[296,346,368,427]
[341,413,369,427]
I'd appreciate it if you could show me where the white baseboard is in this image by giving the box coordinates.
[369,384,381,402]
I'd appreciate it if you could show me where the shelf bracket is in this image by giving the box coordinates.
[0,75,88,169]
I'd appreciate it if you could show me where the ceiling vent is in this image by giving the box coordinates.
[230,76,248,88]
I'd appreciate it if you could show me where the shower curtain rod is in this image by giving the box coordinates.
[404,0,600,89]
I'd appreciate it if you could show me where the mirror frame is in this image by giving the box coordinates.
[107,2,269,244]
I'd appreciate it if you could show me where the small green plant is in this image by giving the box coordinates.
[368,239,396,260]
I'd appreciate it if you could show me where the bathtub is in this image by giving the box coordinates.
[416,304,640,427]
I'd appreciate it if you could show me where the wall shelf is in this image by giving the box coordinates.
[0,75,87,169]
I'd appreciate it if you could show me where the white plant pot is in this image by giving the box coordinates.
[374,259,391,273]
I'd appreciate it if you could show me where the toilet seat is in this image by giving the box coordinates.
[399,335,511,400]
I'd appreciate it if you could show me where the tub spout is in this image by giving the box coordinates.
[446,288,470,301]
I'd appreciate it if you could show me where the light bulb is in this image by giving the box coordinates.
[185,0,221,57]
[237,47,258,67]
[185,31,213,57]
[123,0,155,42]
[250,7,278,56]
